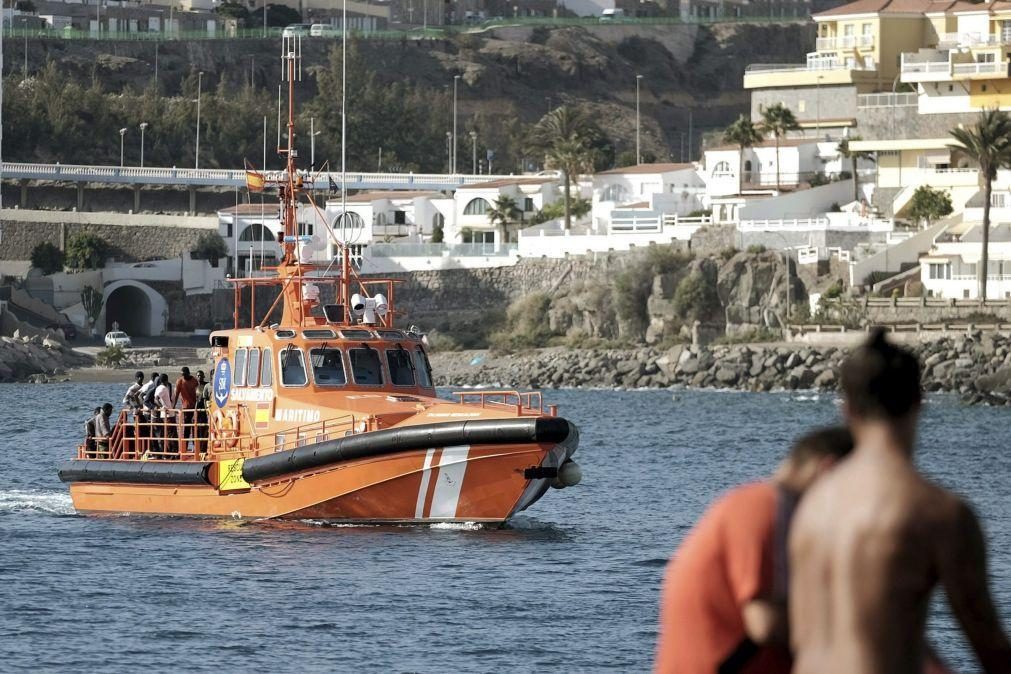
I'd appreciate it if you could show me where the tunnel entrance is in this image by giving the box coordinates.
[105,284,153,336]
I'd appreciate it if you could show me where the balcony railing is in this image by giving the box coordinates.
[856,92,918,108]
[816,34,874,50]
[953,61,1007,76]
[745,58,872,75]
[901,60,951,75]
[937,32,1010,47]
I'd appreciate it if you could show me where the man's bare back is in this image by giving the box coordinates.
[790,443,1010,674]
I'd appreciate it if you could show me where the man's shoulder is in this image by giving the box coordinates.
[707,481,779,526]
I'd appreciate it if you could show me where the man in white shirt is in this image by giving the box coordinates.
[154,373,177,455]
[122,371,145,409]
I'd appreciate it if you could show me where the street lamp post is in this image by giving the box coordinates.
[636,74,643,164]
[195,71,204,169]
[452,74,460,173]
[119,128,127,167]
[139,122,148,167]
[470,131,477,174]
[816,75,823,139]
[446,131,452,173]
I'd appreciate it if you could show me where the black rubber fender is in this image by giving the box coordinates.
[241,416,574,484]
[58,460,212,486]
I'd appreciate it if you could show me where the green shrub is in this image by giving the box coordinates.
[488,292,556,352]
[719,247,739,261]
[191,232,229,266]
[425,331,460,352]
[673,272,719,322]
[809,173,830,187]
[746,244,767,254]
[65,233,109,270]
[822,280,844,299]
[30,242,65,275]
[688,209,712,218]
[431,222,444,243]
[96,345,126,368]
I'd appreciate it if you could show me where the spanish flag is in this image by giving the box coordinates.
[244,159,266,193]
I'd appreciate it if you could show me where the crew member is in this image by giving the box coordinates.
[154,373,176,455]
[195,370,209,455]
[174,367,199,453]
[655,427,854,674]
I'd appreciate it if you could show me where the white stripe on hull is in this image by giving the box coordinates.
[414,448,437,519]
[429,445,470,518]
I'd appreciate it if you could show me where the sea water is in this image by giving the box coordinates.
[1,384,1007,672]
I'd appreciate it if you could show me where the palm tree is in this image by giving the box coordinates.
[949,109,1011,300]
[528,106,604,231]
[487,195,521,244]
[836,135,875,204]
[759,103,801,189]
[723,115,763,195]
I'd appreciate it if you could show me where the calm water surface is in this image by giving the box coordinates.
[1,384,1008,673]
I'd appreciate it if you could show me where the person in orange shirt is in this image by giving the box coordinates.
[655,426,853,674]
[173,366,200,452]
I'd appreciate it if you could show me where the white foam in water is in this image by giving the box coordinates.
[0,489,76,516]
[428,521,484,531]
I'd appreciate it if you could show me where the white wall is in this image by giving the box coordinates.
[739,180,855,220]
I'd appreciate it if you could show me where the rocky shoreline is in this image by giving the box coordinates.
[430,332,1011,406]
[0,332,93,383]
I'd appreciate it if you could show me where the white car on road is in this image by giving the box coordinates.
[104,331,132,348]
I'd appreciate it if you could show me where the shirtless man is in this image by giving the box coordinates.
[790,329,1011,674]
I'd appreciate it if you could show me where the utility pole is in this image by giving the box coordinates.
[470,131,477,174]
[195,71,203,169]
[452,75,460,173]
[119,128,127,167]
[636,74,643,164]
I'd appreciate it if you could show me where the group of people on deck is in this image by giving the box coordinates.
[85,367,213,458]
[655,329,1011,674]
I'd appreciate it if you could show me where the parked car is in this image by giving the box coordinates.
[599,8,626,21]
[104,331,132,348]
[310,23,341,37]
[282,24,312,38]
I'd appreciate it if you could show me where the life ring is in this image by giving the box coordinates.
[213,409,240,449]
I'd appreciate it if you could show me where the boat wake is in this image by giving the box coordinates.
[0,489,76,516]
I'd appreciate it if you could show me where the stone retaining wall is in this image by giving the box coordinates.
[0,220,211,263]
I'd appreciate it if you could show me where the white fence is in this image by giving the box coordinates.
[738,216,894,232]
[857,92,917,108]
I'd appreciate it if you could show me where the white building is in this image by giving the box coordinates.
[921,223,1011,299]
[591,163,705,232]
[323,191,452,248]
[451,177,560,245]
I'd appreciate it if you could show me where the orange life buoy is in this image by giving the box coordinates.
[213,409,240,449]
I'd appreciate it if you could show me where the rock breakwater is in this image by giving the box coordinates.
[0,332,93,383]
[430,331,1011,406]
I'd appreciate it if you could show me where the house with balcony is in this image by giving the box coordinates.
[450,177,560,246]
[591,163,705,233]
[920,222,1011,298]
[218,203,284,278]
[323,191,452,247]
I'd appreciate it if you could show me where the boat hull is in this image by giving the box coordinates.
[65,440,575,524]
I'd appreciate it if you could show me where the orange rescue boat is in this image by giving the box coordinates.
[57,36,581,524]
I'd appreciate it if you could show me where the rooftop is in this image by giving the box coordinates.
[334,190,444,203]
[707,137,817,152]
[813,0,959,18]
[597,162,695,175]
[218,203,282,216]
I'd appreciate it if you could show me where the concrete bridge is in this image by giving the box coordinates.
[1,162,518,211]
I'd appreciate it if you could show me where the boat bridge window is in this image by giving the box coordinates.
[234,348,248,387]
[377,330,406,340]
[280,347,308,387]
[275,329,296,339]
[340,329,375,340]
[261,348,273,387]
[349,347,384,386]
[303,329,336,340]
[247,348,261,387]
[310,348,347,386]
[386,348,416,387]
[414,348,433,388]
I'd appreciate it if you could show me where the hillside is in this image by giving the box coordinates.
[9,22,814,170]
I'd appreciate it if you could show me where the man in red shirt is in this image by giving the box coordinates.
[655,427,853,674]
[173,366,200,452]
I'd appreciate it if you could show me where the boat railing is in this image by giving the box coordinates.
[452,390,558,417]
[79,408,214,461]
[235,413,360,459]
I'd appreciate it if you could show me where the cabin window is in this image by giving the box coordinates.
[275,329,296,339]
[386,348,416,386]
[310,348,347,386]
[247,348,261,387]
[303,329,336,340]
[280,347,308,387]
[261,348,273,387]
[349,347,384,385]
[234,348,247,387]
[414,348,433,388]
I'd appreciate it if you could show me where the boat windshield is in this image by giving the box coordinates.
[310,348,347,386]
[280,347,307,386]
[414,347,433,388]
[349,347,384,386]
[386,348,415,387]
